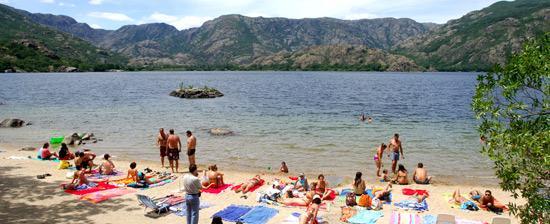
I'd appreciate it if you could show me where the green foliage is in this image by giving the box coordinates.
[472,33,549,224]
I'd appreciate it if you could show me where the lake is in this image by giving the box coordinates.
[0,71,495,185]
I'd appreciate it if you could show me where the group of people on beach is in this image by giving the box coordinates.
[156,128,196,173]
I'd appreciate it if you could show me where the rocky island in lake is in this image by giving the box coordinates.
[169,83,224,99]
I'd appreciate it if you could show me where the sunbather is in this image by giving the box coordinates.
[480,190,505,213]
[58,143,75,160]
[353,172,366,196]
[38,142,58,160]
[413,163,432,184]
[234,175,262,194]
[373,182,392,202]
[392,164,409,185]
[98,153,116,175]
[315,174,332,199]
[449,189,479,211]
[279,183,316,206]
[300,195,322,224]
[63,165,90,190]
[294,173,309,191]
[206,164,224,188]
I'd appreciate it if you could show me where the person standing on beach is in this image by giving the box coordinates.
[167,129,182,173]
[157,128,168,168]
[186,130,197,166]
[374,143,387,177]
[388,133,404,174]
[183,164,202,224]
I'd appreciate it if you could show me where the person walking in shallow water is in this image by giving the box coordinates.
[388,133,404,174]
[157,128,168,168]
[186,130,197,166]
[167,129,182,173]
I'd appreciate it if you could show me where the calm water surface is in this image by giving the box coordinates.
[0,71,495,184]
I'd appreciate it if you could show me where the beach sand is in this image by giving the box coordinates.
[0,143,522,224]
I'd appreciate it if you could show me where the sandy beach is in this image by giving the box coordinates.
[0,143,522,224]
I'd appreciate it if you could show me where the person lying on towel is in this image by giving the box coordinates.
[234,175,262,194]
[300,195,322,224]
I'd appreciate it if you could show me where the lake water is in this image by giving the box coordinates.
[0,71,495,185]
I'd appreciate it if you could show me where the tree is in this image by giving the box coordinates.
[472,33,549,224]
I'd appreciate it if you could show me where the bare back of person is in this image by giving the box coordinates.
[415,168,427,181]
[167,135,180,149]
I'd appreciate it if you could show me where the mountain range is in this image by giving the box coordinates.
[1,0,549,72]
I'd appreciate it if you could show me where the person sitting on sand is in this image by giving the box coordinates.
[315,174,333,200]
[392,164,409,185]
[300,195,322,224]
[234,175,262,194]
[295,173,309,191]
[381,169,391,182]
[98,154,116,175]
[127,162,138,181]
[38,143,58,160]
[480,190,505,213]
[206,164,224,188]
[353,172,366,196]
[413,163,432,184]
[63,165,92,190]
[374,143,387,177]
[280,161,289,173]
[75,151,96,172]
[58,143,75,161]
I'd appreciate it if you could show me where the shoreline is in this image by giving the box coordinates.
[0,142,522,224]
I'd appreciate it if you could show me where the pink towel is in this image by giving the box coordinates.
[80,188,136,203]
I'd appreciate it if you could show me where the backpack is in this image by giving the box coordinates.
[346,192,357,206]
[358,194,372,207]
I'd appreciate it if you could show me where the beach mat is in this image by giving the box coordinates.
[422,215,436,224]
[212,204,253,222]
[393,199,429,211]
[64,182,118,195]
[110,177,135,186]
[237,205,278,224]
[230,179,265,192]
[169,201,213,216]
[347,210,383,224]
[202,184,232,194]
[389,211,421,224]
[80,187,136,203]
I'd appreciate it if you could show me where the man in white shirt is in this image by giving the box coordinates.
[182,164,202,224]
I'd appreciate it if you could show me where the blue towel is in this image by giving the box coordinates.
[422,214,436,224]
[347,210,383,224]
[340,188,353,196]
[212,205,253,222]
[238,206,278,224]
[394,199,429,211]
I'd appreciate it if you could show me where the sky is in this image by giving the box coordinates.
[1,0,505,30]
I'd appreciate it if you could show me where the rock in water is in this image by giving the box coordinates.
[64,133,81,145]
[170,87,224,99]
[208,128,234,136]
[0,118,25,128]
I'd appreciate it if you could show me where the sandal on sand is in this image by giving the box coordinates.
[240,195,248,199]
[45,173,51,176]
[37,175,45,179]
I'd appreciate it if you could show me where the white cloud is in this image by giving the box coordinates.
[89,0,104,5]
[58,2,75,7]
[40,0,55,3]
[89,23,102,29]
[142,12,211,30]
[0,0,10,4]
[88,12,134,22]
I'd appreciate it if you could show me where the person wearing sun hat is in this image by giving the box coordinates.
[295,173,309,191]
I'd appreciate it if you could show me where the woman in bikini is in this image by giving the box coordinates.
[392,164,409,185]
[207,164,224,188]
[300,195,322,224]
[235,175,262,194]
[374,143,387,177]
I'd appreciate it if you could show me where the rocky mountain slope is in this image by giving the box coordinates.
[394,0,550,71]
[0,4,126,72]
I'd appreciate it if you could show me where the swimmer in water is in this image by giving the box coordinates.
[360,113,367,122]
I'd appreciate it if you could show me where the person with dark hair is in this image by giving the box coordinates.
[127,162,138,181]
[480,190,505,213]
[38,142,58,160]
[186,130,197,166]
[413,162,432,184]
[387,133,404,174]
[211,216,223,224]
[167,129,182,173]
[99,154,116,175]
[374,143,387,177]
[157,128,168,168]
[58,143,74,160]
[392,164,409,185]
[294,173,309,191]
[74,151,96,172]
[300,195,322,224]
[280,161,289,173]
[353,172,366,196]
[63,165,90,190]
[183,164,203,224]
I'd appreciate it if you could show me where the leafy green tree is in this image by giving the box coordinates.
[472,33,549,224]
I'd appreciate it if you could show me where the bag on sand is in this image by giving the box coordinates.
[346,192,357,206]
[358,194,372,207]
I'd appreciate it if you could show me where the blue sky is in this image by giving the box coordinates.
[1,0,504,30]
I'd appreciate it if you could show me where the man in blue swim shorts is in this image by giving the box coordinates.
[388,133,404,174]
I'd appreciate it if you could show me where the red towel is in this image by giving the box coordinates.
[202,184,232,194]
[402,188,429,196]
[64,182,117,195]
[230,179,265,192]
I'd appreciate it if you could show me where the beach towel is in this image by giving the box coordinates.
[169,201,213,216]
[128,179,174,189]
[394,199,429,211]
[111,177,135,186]
[238,205,278,224]
[422,214,436,224]
[402,188,429,196]
[64,182,118,195]
[365,189,392,204]
[202,184,232,194]
[347,210,383,224]
[231,179,265,192]
[79,187,136,203]
[389,211,421,224]
[324,189,337,201]
[212,204,253,222]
